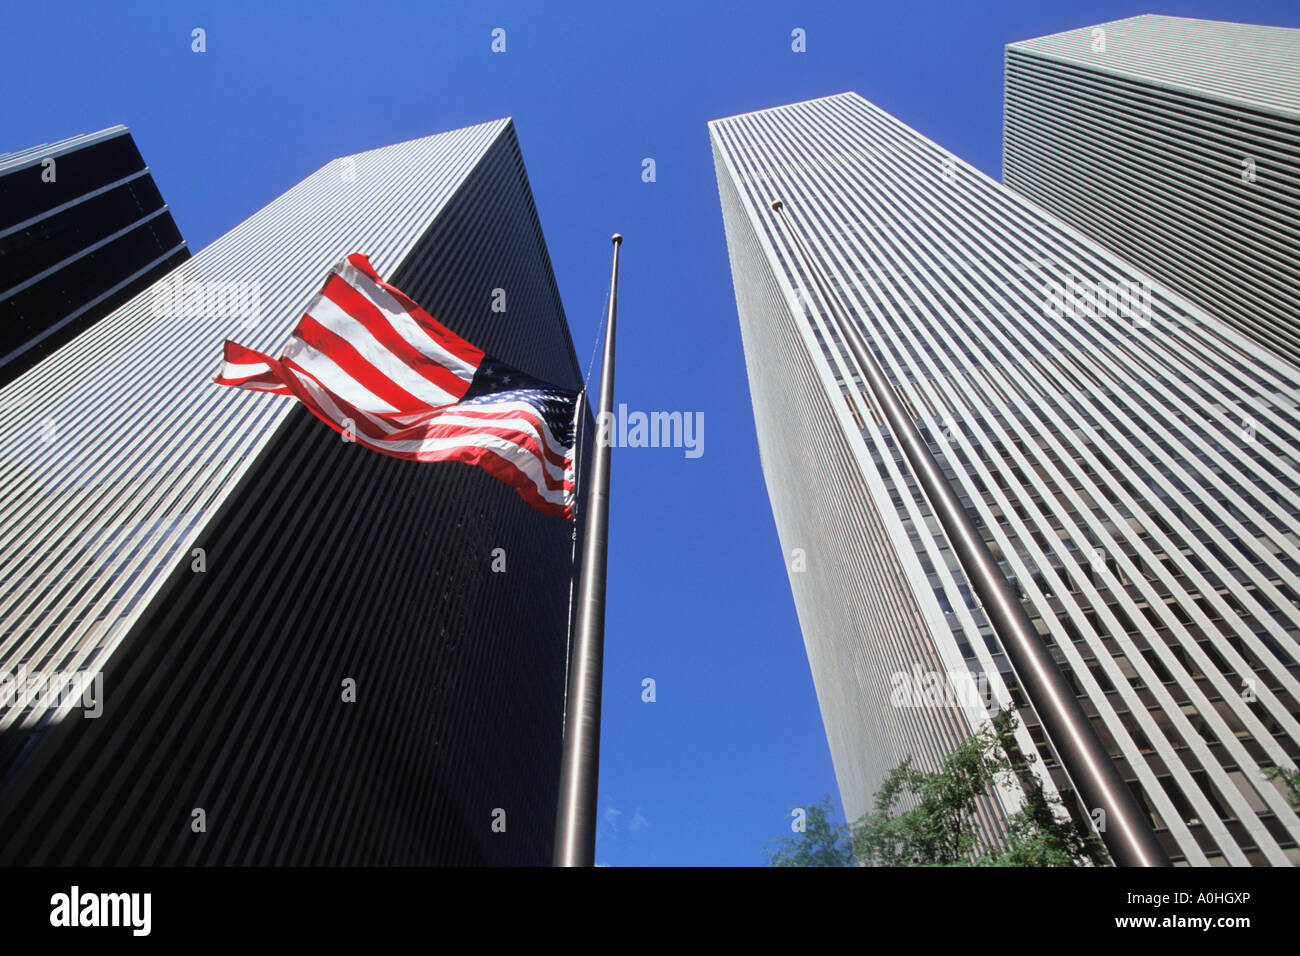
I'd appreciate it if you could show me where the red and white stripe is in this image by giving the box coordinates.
[214,254,576,518]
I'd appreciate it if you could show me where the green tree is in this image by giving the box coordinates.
[976,780,1110,867]
[1265,765,1300,810]
[851,709,1109,867]
[764,710,1110,866]
[764,795,854,866]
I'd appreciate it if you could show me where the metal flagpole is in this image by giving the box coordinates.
[560,388,587,725]
[554,233,622,867]
[770,200,1169,867]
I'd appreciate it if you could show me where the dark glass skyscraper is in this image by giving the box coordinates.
[0,125,189,387]
[0,118,585,865]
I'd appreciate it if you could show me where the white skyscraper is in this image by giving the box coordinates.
[1004,15,1300,366]
[711,92,1300,865]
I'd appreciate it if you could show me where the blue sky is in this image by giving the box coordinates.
[5,0,1297,866]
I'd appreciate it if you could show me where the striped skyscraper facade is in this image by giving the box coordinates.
[0,118,586,865]
[711,92,1300,865]
[1004,15,1300,366]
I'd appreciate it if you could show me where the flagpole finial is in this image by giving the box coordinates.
[771,199,784,212]
[611,233,623,246]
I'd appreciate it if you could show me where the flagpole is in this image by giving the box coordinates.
[770,200,1169,867]
[554,233,621,867]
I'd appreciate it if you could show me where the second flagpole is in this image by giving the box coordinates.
[554,233,622,867]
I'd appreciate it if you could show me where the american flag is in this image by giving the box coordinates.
[214,253,579,518]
